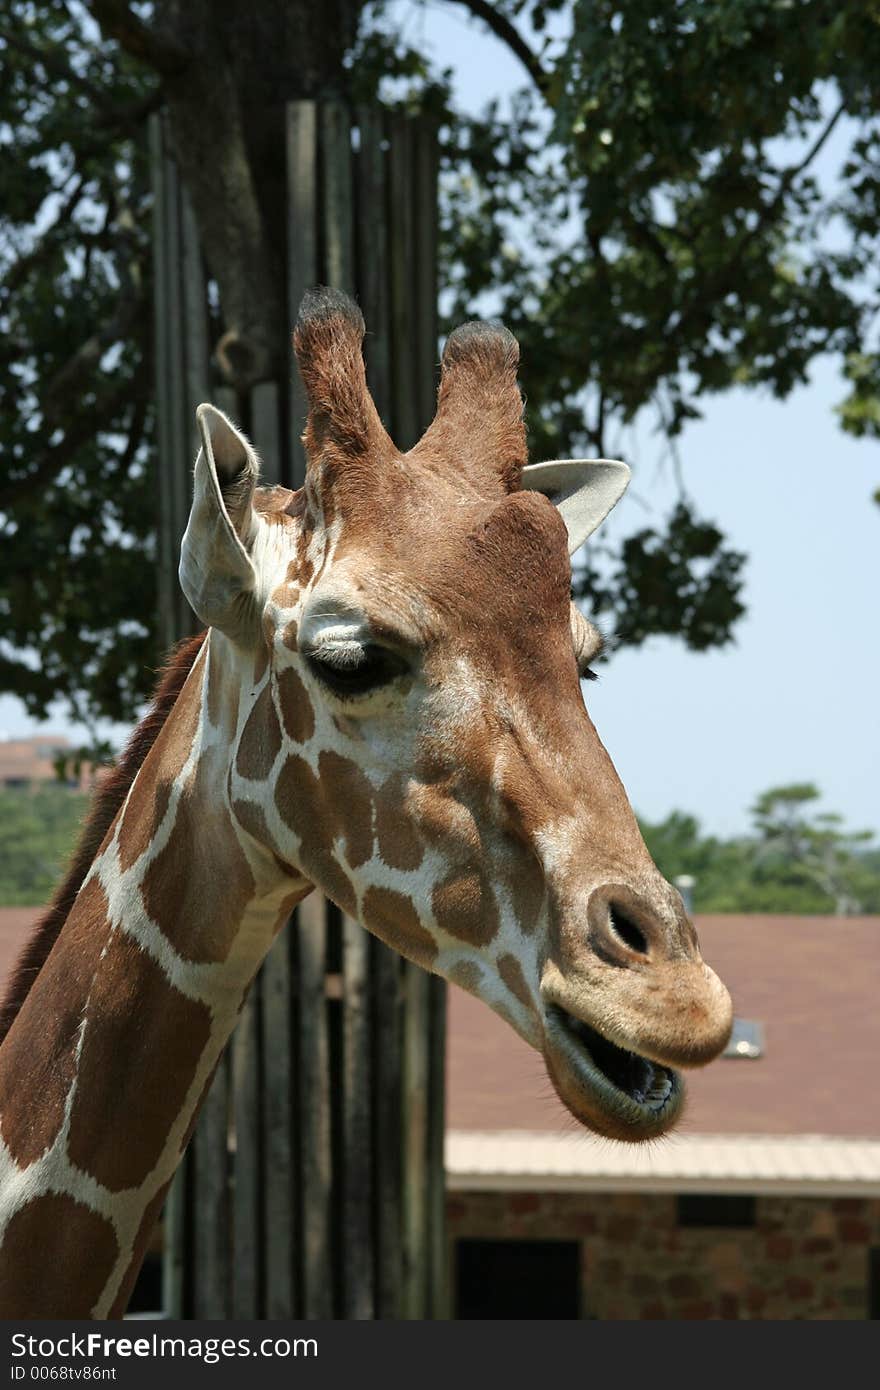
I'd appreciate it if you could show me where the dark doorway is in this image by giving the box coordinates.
[455,1238,581,1319]
[677,1194,756,1229]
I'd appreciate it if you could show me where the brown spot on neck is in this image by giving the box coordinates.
[317,751,374,868]
[117,663,203,875]
[362,887,438,970]
[498,953,534,1013]
[0,877,112,1168]
[277,666,314,743]
[236,682,283,780]
[375,775,425,871]
[448,959,483,995]
[433,869,499,946]
[136,658,255,963]
[142,752,255,962]
[233,797,270,845]
[508,845,546,935]
[0,1195,119,1318]
[274,754,357,916]
[66,929,212,1191]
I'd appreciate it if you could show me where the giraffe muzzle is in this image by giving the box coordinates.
[542,1002,686,1142]
[538,884,733,1141]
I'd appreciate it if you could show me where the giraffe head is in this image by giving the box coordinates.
[180,288,732,1143]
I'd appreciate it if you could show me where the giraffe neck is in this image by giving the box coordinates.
[0,635,308,1318]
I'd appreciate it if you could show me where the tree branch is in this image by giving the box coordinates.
[0,368,140,513]
[780,100,847,188]
[86,0,191,77]
[0,26,109,105]
[623,208,672,268]
[0,654,58,711]
[1,177,86,297]
[42,312,138,424]
[118,368,150,474]
[1,18,166,132]
[594,386,606,457]
[443,0,549,95]
[657,100,849,374]
[716,103,846,282]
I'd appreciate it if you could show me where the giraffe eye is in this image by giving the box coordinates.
[305,643,407,699]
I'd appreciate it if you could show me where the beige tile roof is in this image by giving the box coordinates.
[447,1130,880,1195]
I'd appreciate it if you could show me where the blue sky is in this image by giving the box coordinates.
[588,352,880,837]
[2,2,878,839]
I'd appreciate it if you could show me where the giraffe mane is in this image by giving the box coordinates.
[0,631,208,1047]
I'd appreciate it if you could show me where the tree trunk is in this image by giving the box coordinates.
[154,0,365,389]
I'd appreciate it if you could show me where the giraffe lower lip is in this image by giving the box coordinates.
[544,1004,683,1139]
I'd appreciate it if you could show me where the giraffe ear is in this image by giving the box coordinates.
[521,458,631,556]
[179,404,261,639]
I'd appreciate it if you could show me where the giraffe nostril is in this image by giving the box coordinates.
[608,906,649,956]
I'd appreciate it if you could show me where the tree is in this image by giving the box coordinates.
[640,782,880,914]
[750,782,876,915]
[4,1,880,730]
[0,786,89,905]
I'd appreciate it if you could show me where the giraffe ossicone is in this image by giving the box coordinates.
[0,287,732,1318]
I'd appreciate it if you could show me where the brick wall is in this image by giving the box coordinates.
[447,1190,880,1319]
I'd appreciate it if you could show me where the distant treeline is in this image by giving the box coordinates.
[0,786,89,906]
[0,780,877,915]
[640,785,880,915]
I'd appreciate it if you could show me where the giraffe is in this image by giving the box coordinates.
[0,288,732,1318]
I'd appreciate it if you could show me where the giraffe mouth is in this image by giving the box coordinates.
[543,1004,684,1141]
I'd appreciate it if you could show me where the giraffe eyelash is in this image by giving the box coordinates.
[309,639,370,670]
[304,642,408,699]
